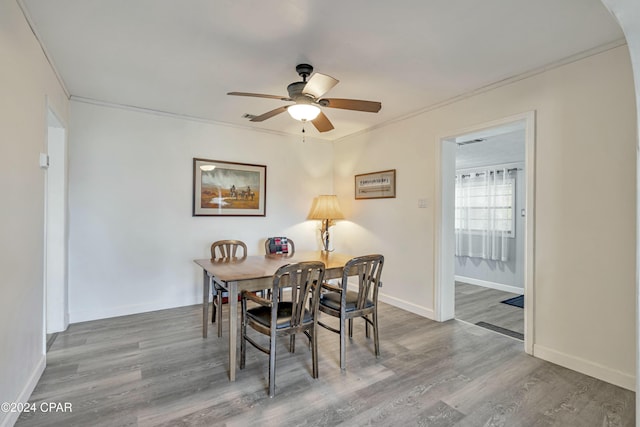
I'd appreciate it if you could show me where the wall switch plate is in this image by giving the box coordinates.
[39,153,49,169]
[418,198,428,208]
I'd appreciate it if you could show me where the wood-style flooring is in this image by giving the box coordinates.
[17,301,634,426]
[455,281,524,339]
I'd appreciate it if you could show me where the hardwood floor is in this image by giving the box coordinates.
[455,281,524,339]
[16,302,633,426]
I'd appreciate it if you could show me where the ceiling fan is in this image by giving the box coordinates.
[228,64,382,133]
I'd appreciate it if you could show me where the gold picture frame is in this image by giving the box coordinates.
[354,169,396,199]
[193,158,266,216]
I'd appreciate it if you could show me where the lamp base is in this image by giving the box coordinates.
[321,221,332,252]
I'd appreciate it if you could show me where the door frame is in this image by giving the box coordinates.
[44,103,69,336]
[434,111,536,354]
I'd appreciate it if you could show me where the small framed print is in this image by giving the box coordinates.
[193,158,266,216]
[355,169,396,200]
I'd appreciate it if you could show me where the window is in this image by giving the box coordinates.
[455,171,515,236]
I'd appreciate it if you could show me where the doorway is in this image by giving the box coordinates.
[435,112,535,354]
[44,107,68,341]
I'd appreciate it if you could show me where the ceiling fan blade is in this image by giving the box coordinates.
[250,106,288,122]
[311,111,334,133]
[228,92,291,101]
[302,73,339,98]
[322,98,382,113]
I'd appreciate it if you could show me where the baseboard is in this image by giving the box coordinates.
[69,297,201,323]
[0,355,46,427]
[455,275,524,295]
[533,344,635,391]
[378,292,435,320]
[342,282,435,320]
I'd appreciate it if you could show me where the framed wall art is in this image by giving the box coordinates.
[354,169,396,199]
[193,158,266,216]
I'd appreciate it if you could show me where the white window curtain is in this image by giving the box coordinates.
[455,168,515,261]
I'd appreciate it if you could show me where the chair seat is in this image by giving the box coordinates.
[247,302,313,329]
[320,291,373,312]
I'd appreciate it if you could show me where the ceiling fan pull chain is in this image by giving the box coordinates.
[302,121,306,143]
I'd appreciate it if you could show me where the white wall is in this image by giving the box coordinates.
[67,101,335,322]
[599,0,640,408]
[334,46,637,389]
[0,1,69,426]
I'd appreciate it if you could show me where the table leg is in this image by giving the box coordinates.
[202,270,210,338]
[228,281,238,381]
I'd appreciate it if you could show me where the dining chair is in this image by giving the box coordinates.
[318,254,384,370]
[240,261,325,397]
[210,240,247,337]
[263,237,295,299]
[264,237,295,256]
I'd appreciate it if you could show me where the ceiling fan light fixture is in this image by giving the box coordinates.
[287,104,320,121]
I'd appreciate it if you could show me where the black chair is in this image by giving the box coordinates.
[264,237,295,257]
[240,261,325,397]
[210,240,247,337]
[318,254,384,370]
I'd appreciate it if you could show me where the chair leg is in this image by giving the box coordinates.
[268,335,277,398]
[340,315,347,371]
[365,315,370,338]
[348,318,353,338]
[216,292,223,337]
[289,335,296,353]
[373,309,380,358]
[240,299,246,370]
[311,327,319,378]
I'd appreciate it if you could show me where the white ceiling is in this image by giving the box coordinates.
[456,129,525,170]
[20,0,624,141]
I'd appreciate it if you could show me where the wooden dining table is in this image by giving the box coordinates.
[194,250,354,381]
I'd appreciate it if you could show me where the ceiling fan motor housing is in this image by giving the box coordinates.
[287,81,315,103]
[295,63,314,80]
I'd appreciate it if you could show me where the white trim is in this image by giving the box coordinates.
[70,96,328,144]
[434,137,457,321]
[534,344,635,391]
[16,0,70,99]
[435,111,536,354]
[343,283,435,319]
[44,103,70,335]
[378,293,435,320]
[523,111,536,355]
[69,298,201,323]
[0,355,46,427]
[454,275,523,295]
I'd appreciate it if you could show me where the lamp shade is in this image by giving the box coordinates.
[287,104,321,121]
[308,195,345,220]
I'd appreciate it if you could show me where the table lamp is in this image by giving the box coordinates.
[308,195,345,252]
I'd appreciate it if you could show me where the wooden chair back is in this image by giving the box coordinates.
[271,261,324,329]
[342,254,384,311]
[211,240,247,260]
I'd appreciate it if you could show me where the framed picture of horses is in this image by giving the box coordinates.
[193,158,266,216]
